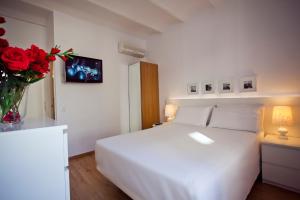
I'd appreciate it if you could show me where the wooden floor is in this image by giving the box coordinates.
[69,153,300,200]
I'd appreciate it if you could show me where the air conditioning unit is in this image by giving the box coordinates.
[118,42,145,58]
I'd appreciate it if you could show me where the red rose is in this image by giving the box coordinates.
[30,60,49,74]
[26,45,50,74]
[0,28,5,36]
[47,55,56,61]
[25,44,41,62]
[37,73,45,78]
[60,55,67,62]
[0,16,5,24]
[1,47,29,71]
[0,38,9,53]
[2,111,21,123]
[50,47,60,54]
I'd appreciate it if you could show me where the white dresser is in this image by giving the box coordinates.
[0,119,70,200]
[261,134,300,193]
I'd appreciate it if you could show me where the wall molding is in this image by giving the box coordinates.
[168,95,300,106]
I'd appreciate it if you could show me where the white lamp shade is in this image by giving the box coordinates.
[165,104,177,118]
[272,106,293,126]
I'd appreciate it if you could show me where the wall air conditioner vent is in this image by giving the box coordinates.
[118,42,145,58]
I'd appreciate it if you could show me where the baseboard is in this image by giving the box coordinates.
[69,151,95,160]
[263,179,300,194]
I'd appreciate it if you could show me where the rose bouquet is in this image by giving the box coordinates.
[0,16,74,125]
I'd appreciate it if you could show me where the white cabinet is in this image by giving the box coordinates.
[0,120,70,200]
[261,135,300,193]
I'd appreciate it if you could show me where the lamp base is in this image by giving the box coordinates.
[166,116,175,122]
[278,135,288,140]
[278,127,288,140]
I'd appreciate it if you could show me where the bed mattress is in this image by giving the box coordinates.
[95,123,260,200]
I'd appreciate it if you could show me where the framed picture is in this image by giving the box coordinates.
[240,76,256,92]
[201,81,215,94]
[187,83,199,95]
[219,80,233,93]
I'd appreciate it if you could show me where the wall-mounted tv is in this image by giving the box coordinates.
[65,55,102,83]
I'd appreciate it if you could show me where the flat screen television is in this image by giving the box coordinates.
[65,55,102,83]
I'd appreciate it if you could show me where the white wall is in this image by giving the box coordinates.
[147,0,300,118]
[0,15,48,120]
[52,11,145,156]
[6,0,299,154]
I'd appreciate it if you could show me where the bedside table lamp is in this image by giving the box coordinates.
[165,104,177,122]
[272,106,293,140]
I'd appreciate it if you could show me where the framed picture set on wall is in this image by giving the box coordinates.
[240,76,257,92]
[201,81,215,94]
[187,83,199,95]
[219,80,234,93]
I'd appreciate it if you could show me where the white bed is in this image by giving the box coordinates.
[95,122,260,200]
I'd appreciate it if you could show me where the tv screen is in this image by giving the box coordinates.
[65,55,102,83]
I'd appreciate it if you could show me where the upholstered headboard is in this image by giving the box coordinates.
[166,95,300,138]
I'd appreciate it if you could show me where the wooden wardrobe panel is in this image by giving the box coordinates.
[140,62,160,129]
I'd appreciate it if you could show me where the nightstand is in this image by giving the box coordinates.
[261,134,300,193]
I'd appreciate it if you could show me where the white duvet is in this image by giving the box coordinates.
[95,123,260,200]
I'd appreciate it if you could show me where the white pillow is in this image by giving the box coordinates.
[209,104,262,132]
[173,106,212,127]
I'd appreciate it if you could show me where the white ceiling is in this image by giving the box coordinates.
[16,0,218,38]
[0,0,51,27]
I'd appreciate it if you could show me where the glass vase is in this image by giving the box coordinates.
[0,83,28,131]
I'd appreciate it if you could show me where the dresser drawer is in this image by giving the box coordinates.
[262,144,300,169]
[262,163,300,191]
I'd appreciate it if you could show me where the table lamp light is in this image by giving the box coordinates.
[165,104,177,122]
[272,106,293,140]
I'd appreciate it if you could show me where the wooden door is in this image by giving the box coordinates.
[140,61,160,129]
